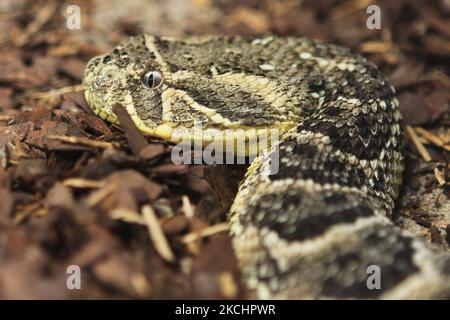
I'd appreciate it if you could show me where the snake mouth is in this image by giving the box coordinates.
[83,87,168,139]
[83,88,119,125]
[84,85,292,155]
[84,85,294,154]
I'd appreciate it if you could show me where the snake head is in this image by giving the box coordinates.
[83,34,171,136]
[83,35,296,146]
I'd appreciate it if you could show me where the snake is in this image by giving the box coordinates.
[82,35,450,299]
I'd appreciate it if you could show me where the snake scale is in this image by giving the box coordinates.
[83,35,450,299]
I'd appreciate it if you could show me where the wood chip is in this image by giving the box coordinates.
[58,58,86,81]
[415,127,450,152]
[85,182,117,207]
[0,115,13,121]
[399,93,431,126]
[218,271,238,299]
[162,215,190,235]
[142,205,175,263]
[428,70,450,88]
[138,144,165,160]
[182,195,194,218]
[112,103,148,155]
[181,223,229,244]
[0,172,13,226]
[406,126,431,162]
[13,202,42,225]
[434,167,446,186]
[153,163,189,174]
[360,41,393,54]
[110,208,146,225]
[60,92,95,117]
[29,84,84,101]
[224,8,270,34]
[46,135,115,150]
[62,178,104,189]
[15,2,58,47]
[331,0,371,20]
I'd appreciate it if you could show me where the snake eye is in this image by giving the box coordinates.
[142,70,163,89]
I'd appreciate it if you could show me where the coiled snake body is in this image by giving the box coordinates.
[83,35,450,299]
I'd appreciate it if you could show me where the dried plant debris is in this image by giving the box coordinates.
[0,0,449,299]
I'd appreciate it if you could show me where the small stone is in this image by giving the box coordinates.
[300,52,312,59]
[259,64,275,71]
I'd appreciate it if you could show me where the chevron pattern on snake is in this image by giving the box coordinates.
[83,35,450,299]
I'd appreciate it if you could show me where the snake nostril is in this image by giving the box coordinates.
[86,56,103,71]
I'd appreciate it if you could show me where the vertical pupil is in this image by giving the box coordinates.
[148,73,154,86]
[143,71,162,88]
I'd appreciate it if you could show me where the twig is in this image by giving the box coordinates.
[28,84,84,100]
[142,205,175,263]
[415,127,450,152]
[46,135,116,150]
[406,126,431,162]
[62,178,104,189]
[181,223,229,244]
[85,182,117,207]
[15,1,58,47]
[360,41,393,54]
[13,202,42,225]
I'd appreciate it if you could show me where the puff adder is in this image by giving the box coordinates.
[83,35,450,299]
